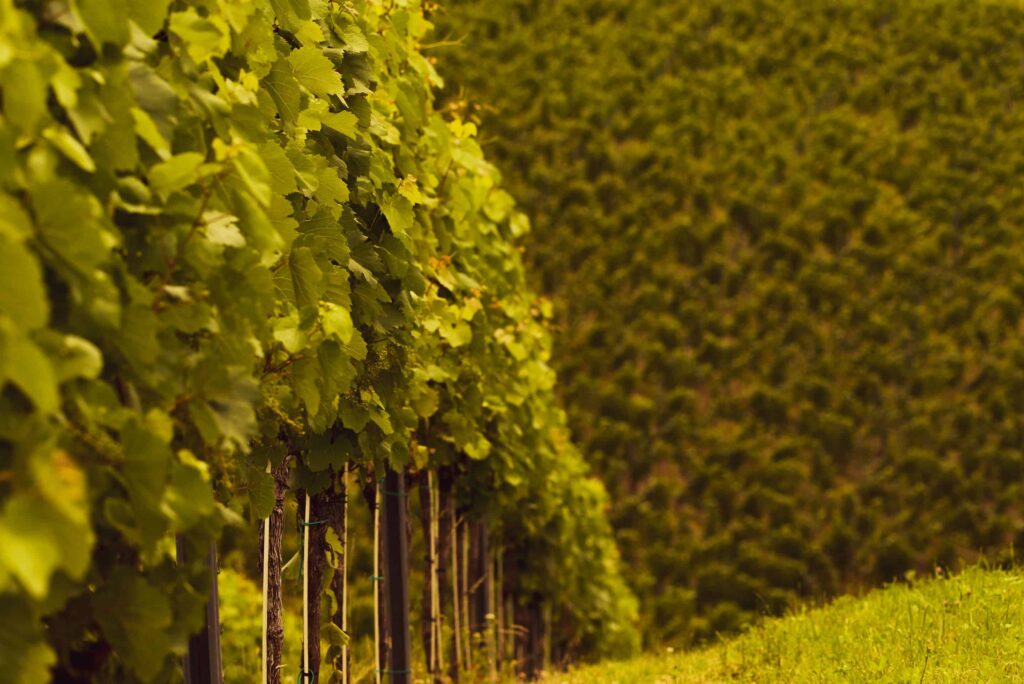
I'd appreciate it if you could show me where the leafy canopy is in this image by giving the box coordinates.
[0,0,637,678]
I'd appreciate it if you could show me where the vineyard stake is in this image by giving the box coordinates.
[451,512,463,675]
[374,481,382,684]
[431,470,444,678]
[462,522,472,670]
[495,545,504,669]
[302,493,311,683]
[342,469,350,684]
[262,464,270,684]
[428,470,437,674]
[383,466,413,683]
[177,538,223,684]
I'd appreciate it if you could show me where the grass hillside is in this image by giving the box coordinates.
[435,0,1024,645]
[536,567,1024,683]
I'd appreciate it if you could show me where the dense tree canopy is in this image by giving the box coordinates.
[436,0,1024,643]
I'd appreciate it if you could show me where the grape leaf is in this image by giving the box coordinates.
[4,332,57,413]
[127,0,171,35]
[0,596,56,683]
[42,126,96,173]
[149,152,205,198]
[0,487,93,599]
[120,420,172,544]
[288,46,345,98]
[322,111,358,138]
[163,452,215,531]
[321,302,354,343]
[290,246,324,310]
[0,236,48,330]
[169,9,230,64]
[131,107,170,160]
[249,467,276,520]
[0,56,46,135]
[77,0,130,47]
[264,59,301,124]
[93,567,173,680]
[382,195,414,246]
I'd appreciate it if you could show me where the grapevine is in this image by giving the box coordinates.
[0,0,638,680]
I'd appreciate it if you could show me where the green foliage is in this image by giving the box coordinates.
[0,0,636,679]
[536,566,1024,683]
[436,0,1024,645]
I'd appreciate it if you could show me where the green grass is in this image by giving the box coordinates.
[538,567,1024,683]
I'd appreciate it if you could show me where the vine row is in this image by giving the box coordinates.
[0,0,638,680]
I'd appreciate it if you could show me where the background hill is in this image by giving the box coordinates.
[435,0,1024,644]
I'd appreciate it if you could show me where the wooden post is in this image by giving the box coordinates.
[417,473,435,677]
[543,602,552,674]
[495,547,504,670]
[461,519,472,671]
[374,482,382,684]
[383,466,412,684]
[451,512,463,678]
[432,472,445,679]
[301,490,329,683]
[430,473,439,677]
[467,520,494,680]
[301,493,312,683]
[432,469,451,681]
[263,464,288,684]
[489,546,499,681]
[327,468,351,684]
[469,520,491,660]
[177,538,223,684]
[418,470,445,681]
[504,593,514,663]
[529,600,543,680]
[342,470,350,684]
[261,465,271,684]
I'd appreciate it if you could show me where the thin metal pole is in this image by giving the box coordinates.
[177,538,223,684]
[302,493,311,682]
[383,466,412,684]
[374,482,382,684]
[262,464,271,684]
[342,469,350,684]
[451,513,463,674]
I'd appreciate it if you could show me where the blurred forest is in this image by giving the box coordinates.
[435,0,1024,645]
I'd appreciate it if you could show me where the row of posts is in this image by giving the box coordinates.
[177,466,550,683]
